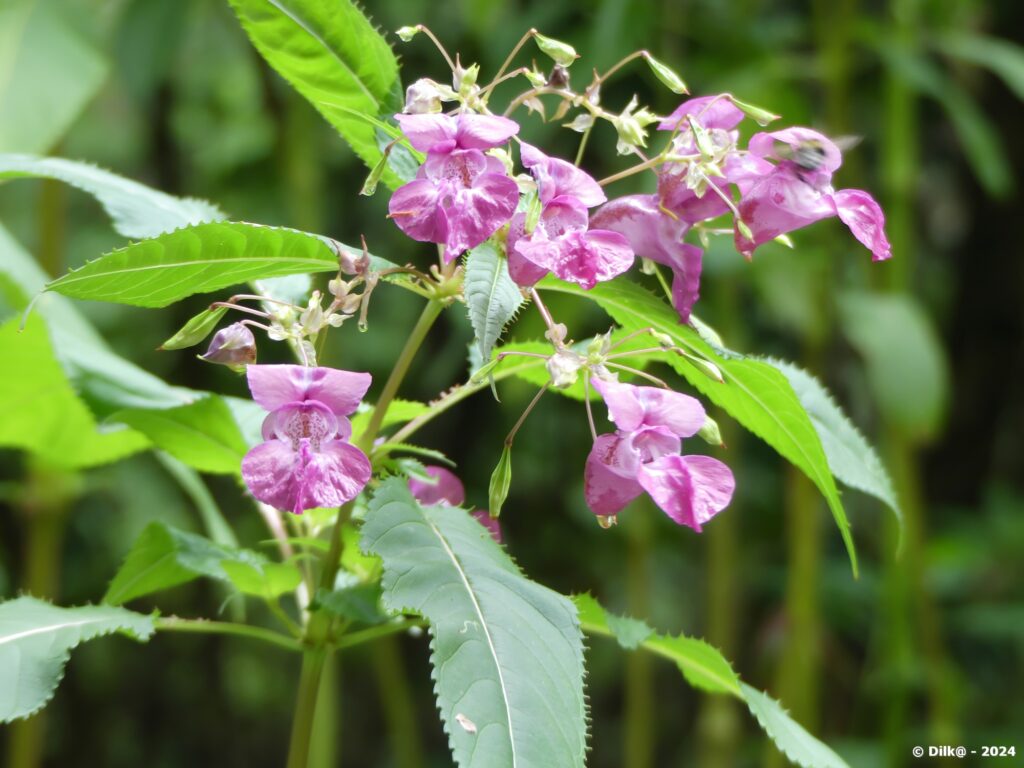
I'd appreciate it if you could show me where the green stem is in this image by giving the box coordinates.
[370,637,425,768]
[155,617,302,652]
[334,619,426,650]
[623,509,654,768]
[286,648,329,768]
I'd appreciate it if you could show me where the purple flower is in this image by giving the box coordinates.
[408,465,502,543]
[508,145,633,289]
[241,365,372,515]
[735,127,892,261]
[657,95,746,133]
[201,322,256,367]
[584,377,734,530]
[389,113,521,262]
[591,195,703,322]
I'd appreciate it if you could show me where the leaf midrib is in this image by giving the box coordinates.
[0,615,121,645]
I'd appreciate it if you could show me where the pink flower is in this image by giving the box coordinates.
[591,195,703,321]
[241,365,372,515]
[389,113,520,262]
[408,465,502,543]
[508,145,633,289]
[657,95,745,132]
[735,128,892,261]
[584,378,734,530]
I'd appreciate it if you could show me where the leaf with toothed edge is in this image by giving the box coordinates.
[465,241,525,365]
[0,154,225,239]
[362,479,587,768]
[742,684,850,768]
[45,222,344,308]
[0,597,154,723]
[539,277,859,577]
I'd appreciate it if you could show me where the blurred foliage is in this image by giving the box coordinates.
[1,0,1023,766]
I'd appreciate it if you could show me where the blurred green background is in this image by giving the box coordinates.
[1,0,1022,766]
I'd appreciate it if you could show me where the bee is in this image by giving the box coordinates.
[772,135,861,172]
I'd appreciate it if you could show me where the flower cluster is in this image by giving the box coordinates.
[585,377,734,529]
[241,365,373,515]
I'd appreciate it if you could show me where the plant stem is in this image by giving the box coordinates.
[155,617,302,651]
[286,648,329,768]
[334,619,426,650]
[355,300,443,453]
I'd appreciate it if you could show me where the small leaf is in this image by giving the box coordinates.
[533,31,578,66]
[222,561,303,600]
[0,154,225,239]
[643,53,688,94]
[46,222,343,308]
[464,241,524,363]
[314,582,385,624]
[0,597,154,722]
[160,305,230,350]
[769,360,901,524]
[104,521,267,605]
[488,443,513,518]
[362,479,587,768]
[742,684,851,768]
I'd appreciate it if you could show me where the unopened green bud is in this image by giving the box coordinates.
[161,305,229,350]
[396,26,420,42]
[697,415,724,446]
[488,444,513,518]
[643,53,688,94]
[728,96,780,126]
[533,32,578,67]
[524,69,546,88]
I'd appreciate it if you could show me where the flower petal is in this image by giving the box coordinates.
[439,173,520,262]
[299,440,372,511]
[592,377,705,437]
[409,465,466,506]
[658,94,745,132]
[520,142,606,207]
[584,433,643,516]
[395,113,457,152]
[471,510,504,543]
[748,127,843,175]
[388,178,443,243]
[637,453,733,530]
[247,365,371,416]
[735,170,835,258]
[832,188,892,261]
[242,439,303,513]
[455,113,520,150]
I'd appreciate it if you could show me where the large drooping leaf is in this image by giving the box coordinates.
[769,360,900,523]
[112,397,250,475]
[465,242,524,364]
[227,0,403,186]
[0,315,148,468]
[45,222,342,308]
[104,521,267,605]
[0,597,154,722]
[541,278,858,574]
[935,32,1024,101]
[362,479,587,768]
[741,684,850,768]
[838,291,949,442]
[0,1,107,153]
[575,595,850,768]
[0,154,226,239]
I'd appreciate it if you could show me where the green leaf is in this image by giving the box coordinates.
[112,396,250,475]
[350,398,428,443]
[541,277,857,575]
[160,305,230,350]
[574,594,741,695]
[838,291,949,441]
[465,241,524,364]
[227,0,402,185]
[0,316,148,468]
[104,521,266,605]
[0,597,154,722]
[576,595,850,768]
[643,53,688,94]
[934,32,1024,103]
[314,582,385,625]
[222,561,304,600]
[769,360,901,523]
[0,154,226,239]
[45,222,342,308]
[154,453,239,548]
[741,684,850,768]
[0,1,107,153]
[362,479,587,768]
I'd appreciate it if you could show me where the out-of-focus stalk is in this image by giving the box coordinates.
[370,637,425,768]
[624,508,654,768]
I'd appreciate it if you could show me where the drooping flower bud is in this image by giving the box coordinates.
[697,415,724,446]
[404,78,444,114]
[201,322,256,369]
[546,348,585,388]
[337,245,370,276]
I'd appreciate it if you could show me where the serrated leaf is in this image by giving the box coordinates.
[0,597,154,722]
[768,360,900,523]
[160,305,230,350]
[112,396,250,475]
[362,479,587,768]
[46,222,342,308]
[104,521,267,605]
[0,2,107,154]
[540,277,857,575]
[741,684,850,768]
[465,241,524,364]
[0,154,225,239]
[227,0,403,187]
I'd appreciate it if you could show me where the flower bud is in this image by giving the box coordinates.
[340,293,362,315]
[337,244,369,276]
[547,64,571,89]
[532,32,578,67]
[488,444,513,518]
[201,322,256,368]
[697,415,724,446]
[546,349,584,388]
[396,25,420,42]
[544,322,569,346]
[404,78,444,114]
